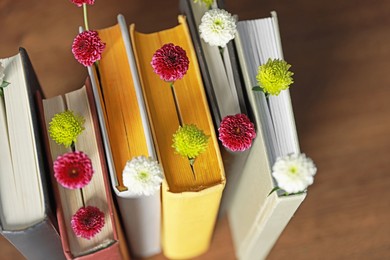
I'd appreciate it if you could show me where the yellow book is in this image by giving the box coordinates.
[130,15,225,259]
[88,15,161,258]
[94,21,150,189]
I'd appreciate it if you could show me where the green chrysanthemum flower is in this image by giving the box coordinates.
[49,110,85,148]
[172,124,209,162]
[255,58,294,96]
[194,0,214,9]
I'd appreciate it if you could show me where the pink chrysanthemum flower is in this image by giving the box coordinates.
[151,43,190,82]
[53,151,94,189]
[71,206,105,239]
[69,0,95,7]
[218,114,256,152]
[72,30,105,67]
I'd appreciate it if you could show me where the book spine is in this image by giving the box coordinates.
[116,194,161,258]
[161,181,225,259]
[130,14,225,259]
[2,220,66,260]
[239,194,305,260]
[179,0,222,126]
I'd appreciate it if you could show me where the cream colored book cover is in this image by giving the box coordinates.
[227,12,306,260]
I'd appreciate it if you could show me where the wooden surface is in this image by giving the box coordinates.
[1,0,390,259]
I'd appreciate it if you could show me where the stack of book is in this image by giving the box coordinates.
[0,1,314,259]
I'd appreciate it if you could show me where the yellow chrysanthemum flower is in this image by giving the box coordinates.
[49,110,85,148]
[255,58,294,96]
[172,124,209,164]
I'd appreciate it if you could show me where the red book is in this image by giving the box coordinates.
[36,77,130,259]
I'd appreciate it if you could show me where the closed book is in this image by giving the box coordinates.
[228,12,306,259]
[179,0,253,218]
[130,15,225,259]
[179,0,248,126]
[0,48,65,260]
[36,77,128,259]
[87,14,161,258]
[179,2,307,258]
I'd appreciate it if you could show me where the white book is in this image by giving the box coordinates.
[226,12,306,259]
[0,48,65,260]
[179,0,253,218]
[179,2,306,258]
[180,0,247,126]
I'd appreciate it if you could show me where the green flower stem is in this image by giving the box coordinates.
[170,83,183,126]
[0,81,10,97]
[83,3,89,31]
[252,85,269,98]
[93,61,101,75]
[218,46,225,65]
[171,83,193,176]
[219,46,224,56]
[267,186,306,197]
[189,158,197,180]
[194,0,214,9]
[189,157,196,166]
[267,186,280,197]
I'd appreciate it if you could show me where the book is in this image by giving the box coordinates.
[179,0,254,218]
[179,0,248,126]
[130,15,225,259]
[227,12,306,259]
[0,48,65,260]
[36,77,127,259]
[87,14,161,258]
[180,2,306,258]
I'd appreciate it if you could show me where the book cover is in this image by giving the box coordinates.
[228,12,306,259]
[36,77,126,259]
[0,48,65,260]
[130,15,225,259]
[87,14,161,258]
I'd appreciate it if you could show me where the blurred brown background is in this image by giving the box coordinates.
[1,0,390,259]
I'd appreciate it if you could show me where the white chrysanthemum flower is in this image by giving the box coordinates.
[122,156,164,196]
[272,153,317,194]
[199,8,237,48]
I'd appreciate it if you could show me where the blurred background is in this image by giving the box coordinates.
[1,0,389,259]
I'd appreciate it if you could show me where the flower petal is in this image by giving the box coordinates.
[151,43,190,82]
[71,206,105,239]
[53,151,94,189]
